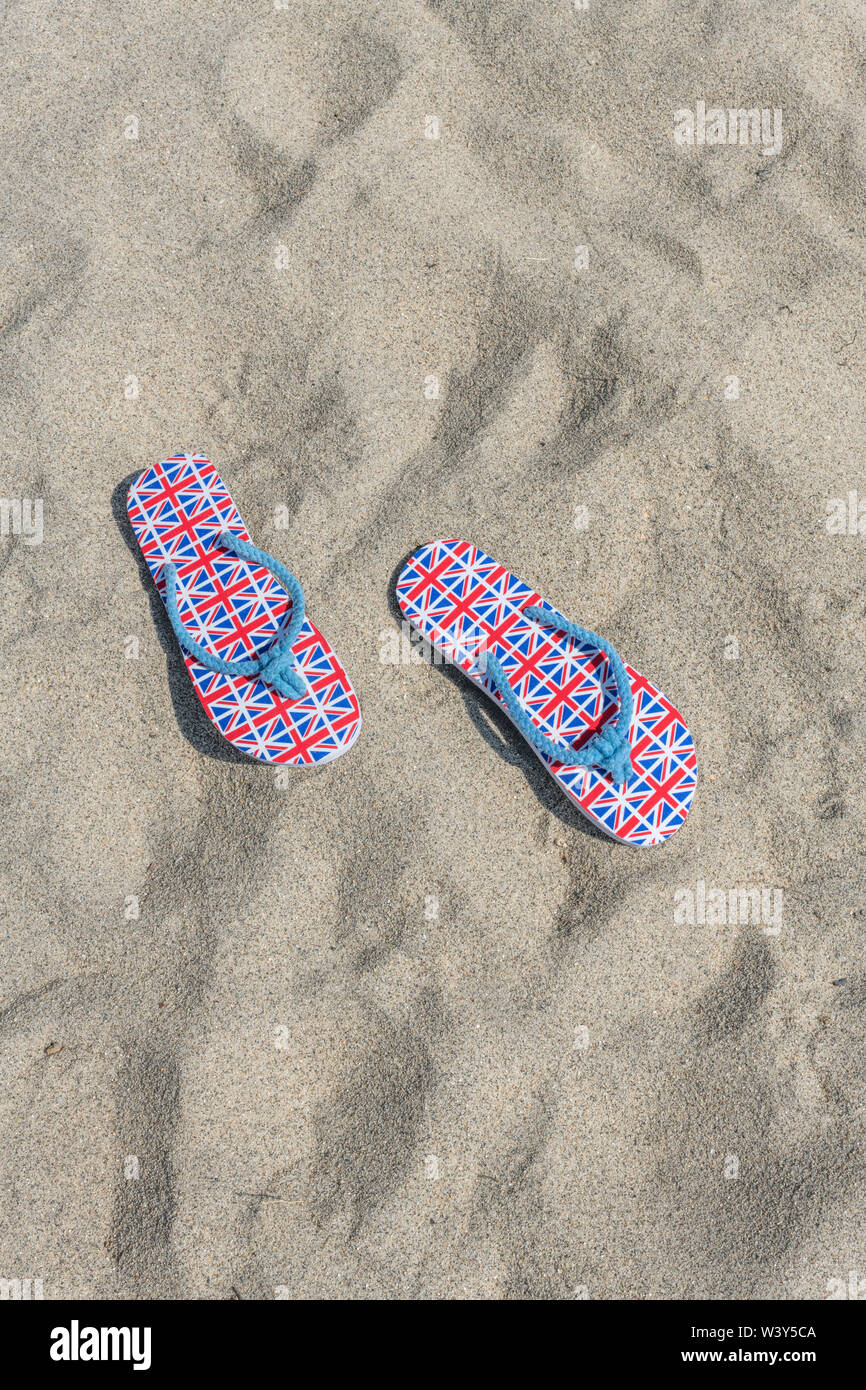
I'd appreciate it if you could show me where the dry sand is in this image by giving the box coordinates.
[1,0,865,1299]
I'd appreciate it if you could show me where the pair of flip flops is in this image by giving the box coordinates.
[128,456,697,845]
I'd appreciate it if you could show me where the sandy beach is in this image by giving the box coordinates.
[1,0,864,1299]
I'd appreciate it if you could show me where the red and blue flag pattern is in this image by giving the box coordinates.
[127,455,361,764]
[396,539,696,844]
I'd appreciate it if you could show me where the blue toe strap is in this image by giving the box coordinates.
[482,603,635,784]
[161,530,309,701]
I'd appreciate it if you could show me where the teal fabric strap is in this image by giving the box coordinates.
[482,603,634,783]
[162,530,309,701]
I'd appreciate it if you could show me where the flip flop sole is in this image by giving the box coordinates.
[128,454,361,765]
[396,539,696,845]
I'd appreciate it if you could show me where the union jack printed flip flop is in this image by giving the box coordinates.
[396,539,696,845]
[127,454,361,765]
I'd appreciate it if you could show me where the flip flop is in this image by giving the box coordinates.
[396,539,696,845]
[127,454,361,765]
